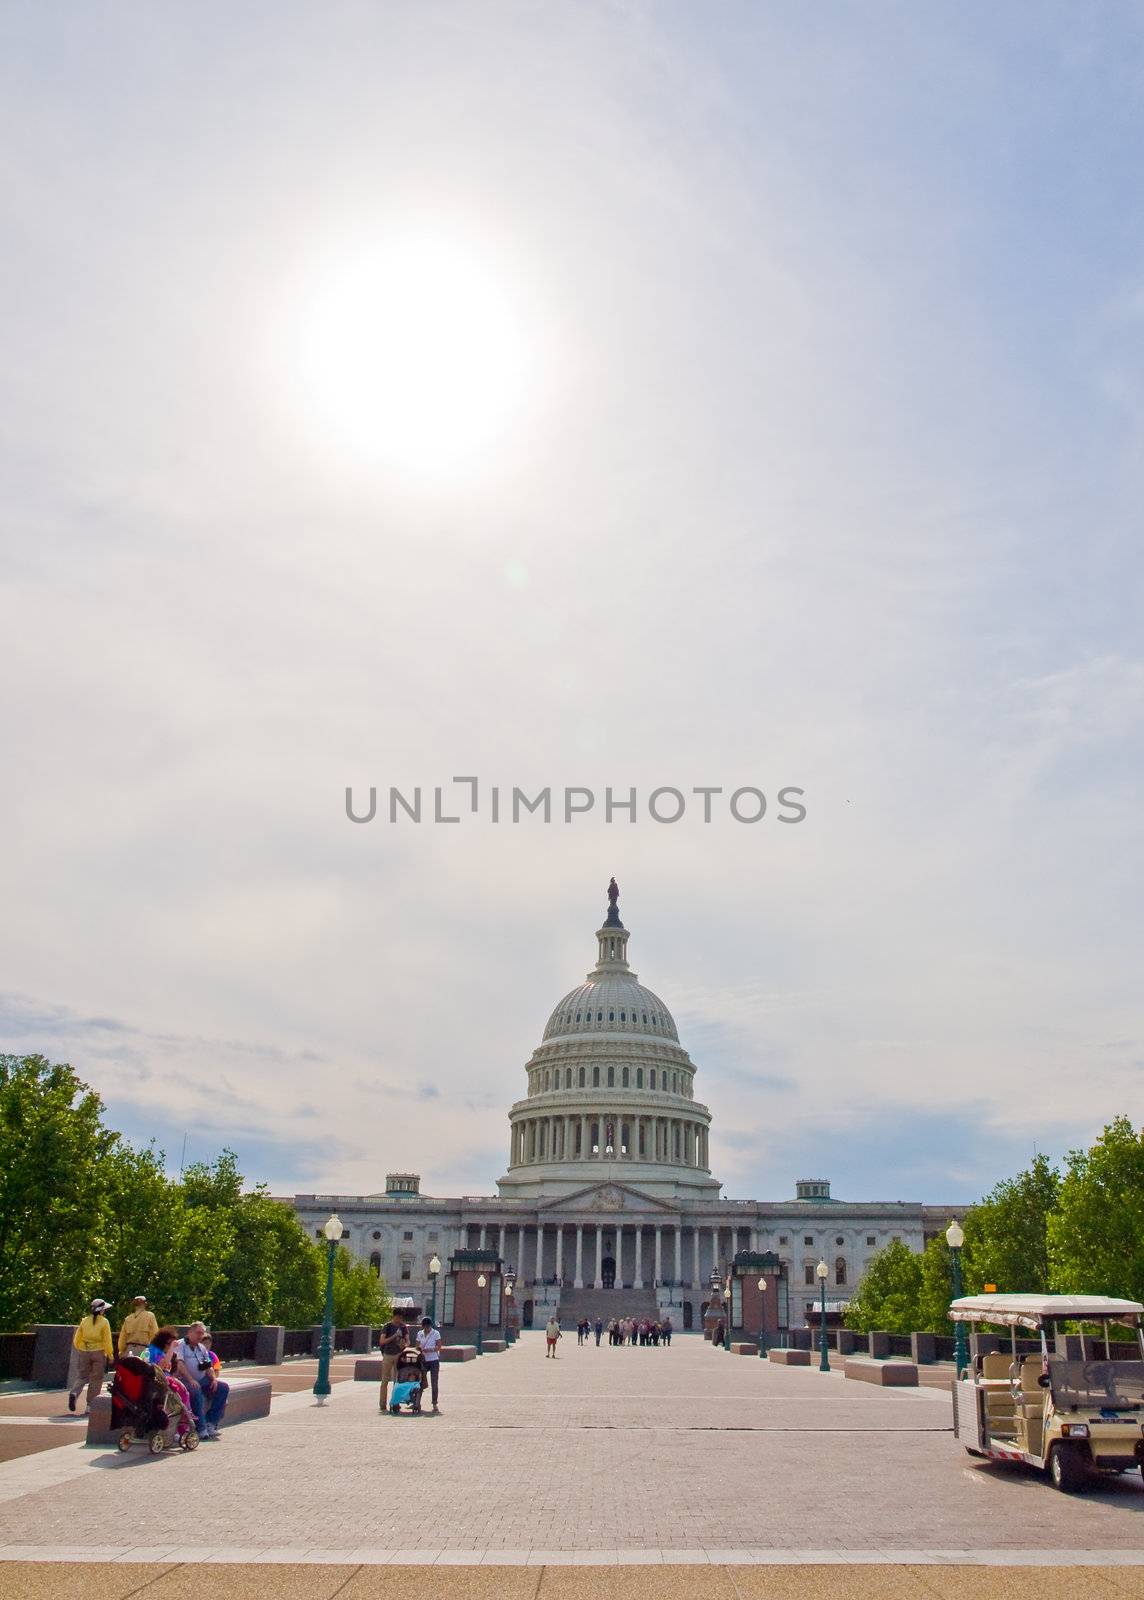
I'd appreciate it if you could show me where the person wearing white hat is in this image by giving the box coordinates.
[69,1298,114,1413]
[118,1295,158,1358]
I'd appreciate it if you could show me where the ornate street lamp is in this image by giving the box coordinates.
[427,1255,442,1325]
[815,1260,830,1372]
[504,1273,515,1344]
[946,1220,968,1378]
[313,1213,342,1402]
[476,1273,487,1356]
[757,1277,768,1358]
[723,1284,732,1354]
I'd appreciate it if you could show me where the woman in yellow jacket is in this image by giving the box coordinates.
[69,1298,114,1413]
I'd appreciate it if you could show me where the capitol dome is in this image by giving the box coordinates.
[497,881,719,1202]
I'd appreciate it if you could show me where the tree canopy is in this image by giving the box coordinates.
[0,1054,390,1332]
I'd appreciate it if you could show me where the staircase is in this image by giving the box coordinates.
[556,1285,659,1327]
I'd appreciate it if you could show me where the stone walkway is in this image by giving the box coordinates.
[0,1332,1140,1576]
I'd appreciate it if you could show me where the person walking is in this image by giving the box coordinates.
[118,1295,158,1357]
[416,1316,443,1413]
[594,1317,603,1346]
[545,1314,561,1357]
[69,1298,114,1413]
[378,1319,405,1412]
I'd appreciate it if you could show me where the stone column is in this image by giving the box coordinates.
[654,1226,662,1284]
[594,1224,604,1289]
[498,1225,506,1262]
[634,1225,643,1288]
[479,1224,487,1249]
[555,1225,564,1283]
[711,1225,720,1276]
[564,1115,572,1161]
[535,1223,544,1283]
[579,1113,588,1159]
[517,1224,526,1276]
[749,1226,759,1252]
[614,1224,623,1286]
[674,1225,682,1281]
[575,1224,584,1288]
[692,1226,700,1288]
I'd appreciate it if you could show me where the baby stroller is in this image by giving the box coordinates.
[389,1345,426,1415]
[110,1355,199,1454]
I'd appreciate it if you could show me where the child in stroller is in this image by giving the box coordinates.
[389,1344,427,1414]
[110,1347,198,1454]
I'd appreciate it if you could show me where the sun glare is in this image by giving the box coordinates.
[289,224,539,487]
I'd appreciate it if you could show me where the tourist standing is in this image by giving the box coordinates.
[545,1314,561,1357]
[68,1298,114,1413]
[118,1295,158,1357]
[378,1319,405,1412]
[662,1316,672,1346]
[594,1317,603,1346]
[416,1316,443,1413]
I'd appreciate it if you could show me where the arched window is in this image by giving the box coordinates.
[593,1066,600,1087]
[636,1067,643,1087]
[369,1252,381,1276]
[579,1066,586,1087]
[608,1010,614,1021]
[597,1010,603,1022]
[622,1066,629,1087]
[607,1066,615,1087]
[565,1067,572,1088]
[642,1012,648,1024]
[650,1070,657,1089]
[835,1257,847,1287]
[620,1011,626,1022]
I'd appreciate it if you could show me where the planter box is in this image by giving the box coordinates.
[87,1376,273,1445]
[844,1357,918,1387]
[767,1348,811,1366]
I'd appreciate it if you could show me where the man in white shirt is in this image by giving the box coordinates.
[416,1317,443,1413]
[174,1321,229,1439]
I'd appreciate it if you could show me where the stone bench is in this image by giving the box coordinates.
[730,1342,759,1355]
[844,1357,918,1386]
[87,1376,273,1445]
[767,1347,811,1366]
[482,1340,507,1353]
[440,1345,477,1361]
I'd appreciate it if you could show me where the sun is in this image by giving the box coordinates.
[288,221,540,487]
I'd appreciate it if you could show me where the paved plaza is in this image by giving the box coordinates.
[0,1332,1142,1594]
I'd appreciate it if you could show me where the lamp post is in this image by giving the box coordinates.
[723,1284,732,1354]
[815,1260,830,1373]
[757,1277,768,1358]
[313,1213,342,1402]
[504,1274,514,1344]
[476,1273,486,1355]
[427,1255,441,1326]
[946,1220,968,1378]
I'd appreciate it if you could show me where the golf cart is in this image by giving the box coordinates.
[950,1293,1144,1493]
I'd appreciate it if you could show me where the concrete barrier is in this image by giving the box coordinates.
[482,1339,507,1353]
[254,1325,285,1365]
[910,1332,936,1365]
[353,1357,386,1381]
[87,1376,273,1445]
[845,1357,918,1387]
[768,1348,811,1366]
[32,1325,76,1389]
[868,1331,891,1359]
[440,1345,477,1362]
[836,1330,858,1356]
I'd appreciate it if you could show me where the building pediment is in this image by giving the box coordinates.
[537,1181,678,1215]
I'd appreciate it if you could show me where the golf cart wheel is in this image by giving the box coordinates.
[148,1431,166,1455]
[964,1447,987,1458]
[1048,1443,1086,1493]
[182,1429,199,1451]
[117,1431,133,1453]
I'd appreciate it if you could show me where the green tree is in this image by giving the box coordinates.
[331,1245,391,1327]
[844,1238,923,1333]
[963,1152,1059,1294]
[0,1055,119,1327]
[1048,1116,1144,1302]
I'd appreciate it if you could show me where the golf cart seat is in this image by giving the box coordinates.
[982,1352,1016,1434]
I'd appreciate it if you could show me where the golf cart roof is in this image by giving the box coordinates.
[949,1293,1143,1330]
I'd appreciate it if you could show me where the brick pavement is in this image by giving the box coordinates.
[0,1332,1140,1561]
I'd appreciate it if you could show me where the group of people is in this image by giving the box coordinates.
[574,1315,673,1346]
[69,1296,229,1440]
[377,1315,443,1413]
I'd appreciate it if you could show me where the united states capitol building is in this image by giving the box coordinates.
[292,883,961,1331]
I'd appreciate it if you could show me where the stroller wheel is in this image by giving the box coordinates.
[148,1431,167,1455]
[182,1430,200,1451]
[117,1431,133,1453]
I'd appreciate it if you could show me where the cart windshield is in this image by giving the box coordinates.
[1047,1357,1144,1411]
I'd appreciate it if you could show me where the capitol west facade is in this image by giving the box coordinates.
[292,886,961,1330]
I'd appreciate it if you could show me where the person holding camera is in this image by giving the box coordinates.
[174,1321,229,1440]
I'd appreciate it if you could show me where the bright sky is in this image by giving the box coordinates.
[2,3,1142,1206]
